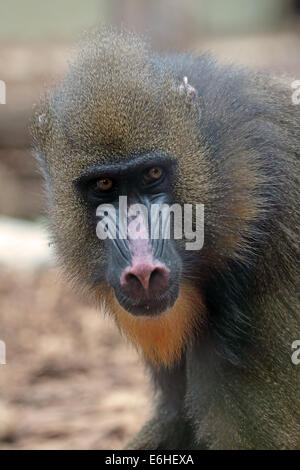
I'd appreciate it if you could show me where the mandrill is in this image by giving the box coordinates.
[31,29,300,450]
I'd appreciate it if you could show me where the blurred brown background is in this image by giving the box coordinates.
[0,0,299,449]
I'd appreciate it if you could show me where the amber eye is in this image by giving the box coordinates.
[96,178,113,191]
[143,166,164,184]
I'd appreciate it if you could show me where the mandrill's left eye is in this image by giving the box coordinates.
[142,166,164,185]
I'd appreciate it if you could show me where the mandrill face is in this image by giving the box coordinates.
[74,152,183,318]
[66,148,205,367]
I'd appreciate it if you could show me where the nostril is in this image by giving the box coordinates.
[149,267,164,284]
[149,267,169,291]
[122,263,170,294]
[125,272,142,289]
[149,268,160,283]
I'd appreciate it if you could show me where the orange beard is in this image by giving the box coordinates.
[105,284,206,367]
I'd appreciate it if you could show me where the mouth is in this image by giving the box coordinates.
[115,288,178,317]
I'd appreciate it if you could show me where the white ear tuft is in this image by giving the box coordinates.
[178,76,197,97]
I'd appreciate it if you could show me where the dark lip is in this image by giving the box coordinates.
[115,290,178,317]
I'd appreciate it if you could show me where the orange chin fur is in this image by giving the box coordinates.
[106,284,206,367]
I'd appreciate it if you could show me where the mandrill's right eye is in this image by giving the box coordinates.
[96,177,113,191]
[75,175,117,206]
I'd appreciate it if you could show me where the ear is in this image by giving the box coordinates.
[176,76,202,120]
[30,104,53,185]
[30,97,53,169]
[178,76,198,98]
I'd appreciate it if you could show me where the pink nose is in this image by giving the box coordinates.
[122,262,170,295]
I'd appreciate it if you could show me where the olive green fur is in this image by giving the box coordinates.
[32,29,300,449]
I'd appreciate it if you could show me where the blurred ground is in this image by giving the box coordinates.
[0,268,151,449]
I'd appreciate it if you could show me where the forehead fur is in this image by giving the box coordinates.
[33,29,202,174]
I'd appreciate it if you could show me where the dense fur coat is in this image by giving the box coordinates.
[32,30,300,449]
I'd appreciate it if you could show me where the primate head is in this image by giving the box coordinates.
[31,30,261,366]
